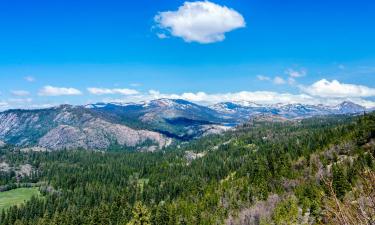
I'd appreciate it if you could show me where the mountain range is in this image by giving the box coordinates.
[0,99,370,151]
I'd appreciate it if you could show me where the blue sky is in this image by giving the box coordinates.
[0,0,375,109]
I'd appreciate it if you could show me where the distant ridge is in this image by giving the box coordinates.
[0,99,370,151]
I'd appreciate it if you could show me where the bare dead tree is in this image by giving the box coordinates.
[322,169,375,225]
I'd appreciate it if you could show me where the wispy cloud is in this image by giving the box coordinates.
[285,69,306,78]
[0,101,8,109]
[24,76,35,82]
[156,33,168,39]
[11,90,30,97]
[256,75,271,81]
[38,86,82,96]
[273,76,286,85]
[8,98,33,104]
[154,1,245,44]
[130,83,142,87]
[87,88,139,95]
[338,64,345,70]
[257,75,286,85]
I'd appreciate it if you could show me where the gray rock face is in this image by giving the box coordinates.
[38,118,171,150]
[0,99,370,151]
[0,105,171,151]
[185,151,206,163]
[0,140,5,148]
[200,125,231,136]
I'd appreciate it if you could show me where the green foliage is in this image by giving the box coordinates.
[295,183,323,216]
[272,196,299,225]
[332,165,351,199]
[0,187,41,211]
[127,202,151,225]
[0,113,374,224]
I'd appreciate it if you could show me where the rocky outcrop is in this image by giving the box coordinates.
[0,99,370,151]
[38,118,171,150]
[226,194,280,225]
[0,106,171,151]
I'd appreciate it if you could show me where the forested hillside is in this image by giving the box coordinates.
[0,113,374,225]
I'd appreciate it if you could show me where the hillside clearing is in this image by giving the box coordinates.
[0,188,41,211]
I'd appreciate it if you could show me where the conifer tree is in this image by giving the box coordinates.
[127,202,151,225]
[332,165,351,199]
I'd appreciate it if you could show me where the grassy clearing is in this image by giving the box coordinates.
[0,187,41,211]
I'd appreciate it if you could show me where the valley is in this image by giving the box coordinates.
[0,111,374,224]
[2,0,375,224]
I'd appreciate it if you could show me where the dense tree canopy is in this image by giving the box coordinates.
[0,113,374,224]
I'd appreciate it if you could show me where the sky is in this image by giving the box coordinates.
[0,0,375,110]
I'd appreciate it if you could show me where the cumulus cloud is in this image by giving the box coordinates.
[99,77,375,109]
[87,88,139,95]
[154,1,245,43]
[301,79,375,98]
[24,76,35,82]
[38,86,82,96]
[11,90,30,97]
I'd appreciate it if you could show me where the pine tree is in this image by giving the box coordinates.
[127,202,151,225]
[154,202,170,225]
[332,165,351,199]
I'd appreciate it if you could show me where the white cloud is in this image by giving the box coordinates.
[103,90,318,106]
[154,1,245,44]
[147,90,181,99]
[38,86,82,96]
[99,79,375,109]
[24,76,35,82]
[11,90,30,97]
[87,88,139,95]
[302,79,375,98]
[285,69,306,78]
[273,76,286,85]
[257,75,271,81]
[178,91,315,105]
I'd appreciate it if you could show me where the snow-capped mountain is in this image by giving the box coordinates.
[334,101,366,114]
[86,98,232,140]
[210,101,367,119]
[0,99,370,151]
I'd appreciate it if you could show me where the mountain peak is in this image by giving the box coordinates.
[339,101,358,106]
[336,101,365,114]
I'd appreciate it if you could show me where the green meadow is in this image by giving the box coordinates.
[0,187,41,211]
